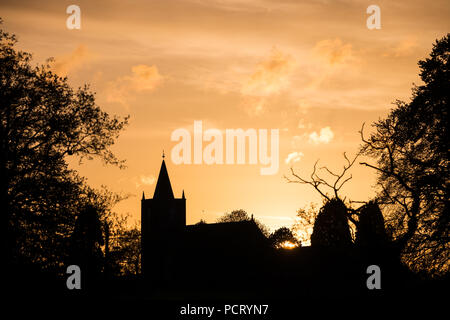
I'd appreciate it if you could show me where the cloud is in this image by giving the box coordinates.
[51,44,91,76]
[184,0,290,12]
[383,37,418,57]
[308,126,334,144]
[241,48,296,114]
[140,175,156,185]
[308,38,356,89]
[313,38,354,66]
[134,174,156,188]
[106,64,163,106]
[242,47,296,96]
[285,151,304,165]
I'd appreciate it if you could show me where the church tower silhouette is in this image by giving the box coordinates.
[141,153,186,283]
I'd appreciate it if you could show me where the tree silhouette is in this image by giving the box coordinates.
[217,209,249,223]
[285,152,358,202]
[360,34,449,276]
[310,198,352,248]
[354,201,388,248]
[70,203,105,286]
[269,227,300,249]
[285,154,358,247]
[116,227,141,276]
[0,21,128,273]
[103,212,141,277]
[217,209,270,238]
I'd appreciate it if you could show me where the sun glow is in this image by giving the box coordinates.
[280,241,297,249]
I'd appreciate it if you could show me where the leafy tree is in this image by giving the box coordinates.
[217,209,249,223]
[269,227,300,249]
[103,212,141,277]
[0,21,128,272]
[360,34,449,276]
[116,226,141,276]
[217,209,270,238]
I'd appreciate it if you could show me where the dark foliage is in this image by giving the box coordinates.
[0,22,128,275]
[217,209,270,238]
[310,198,353,248]
[269,227,300,248]
[355,201,388,247]
[360,34,449,276]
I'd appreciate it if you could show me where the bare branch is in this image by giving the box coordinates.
[320,166,340,178]
[287,153,359,201]
[336,174,353,191]
[286,166,331,201]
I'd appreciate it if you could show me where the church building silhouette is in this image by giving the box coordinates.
[141,155,268,288]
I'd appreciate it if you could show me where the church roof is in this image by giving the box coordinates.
[153,159,174,199]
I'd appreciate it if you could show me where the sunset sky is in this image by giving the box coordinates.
[1,0,449,231]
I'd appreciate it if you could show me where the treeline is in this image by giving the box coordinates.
[1,18,447,286]
[0,20,138,282]
[287,34,449,278]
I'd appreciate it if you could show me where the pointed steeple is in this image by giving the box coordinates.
[182,189,185,199]
[142,191,145,200]
[153,157,174,199]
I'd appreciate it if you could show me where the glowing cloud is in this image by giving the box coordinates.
[313,38,354,66]
[134,174,156,188]
[384,37,419,57]
[241,48,296,114]
[51,44,90,76]
[242,48,296,96]
[140,175,156,185]
[285,151,304,165]
[107,64,163,106]
[308,127,334,144]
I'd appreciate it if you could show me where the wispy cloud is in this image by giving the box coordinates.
[134,174,156,188]
[242,47,296,96]
[184,0,288,12]
[51,44,91,76]
[106,64,163,107]
[285,151,304,165]
[383,37,418,57]
[241,47,296,114]
[307,38,356,90]
[313,38,354,66]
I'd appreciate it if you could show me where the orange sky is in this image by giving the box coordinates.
[1,0,449,231]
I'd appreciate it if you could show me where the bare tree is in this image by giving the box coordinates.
[285,153,360,246]
[284,152,358,202]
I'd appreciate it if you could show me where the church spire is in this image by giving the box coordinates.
[153,157,174,199]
